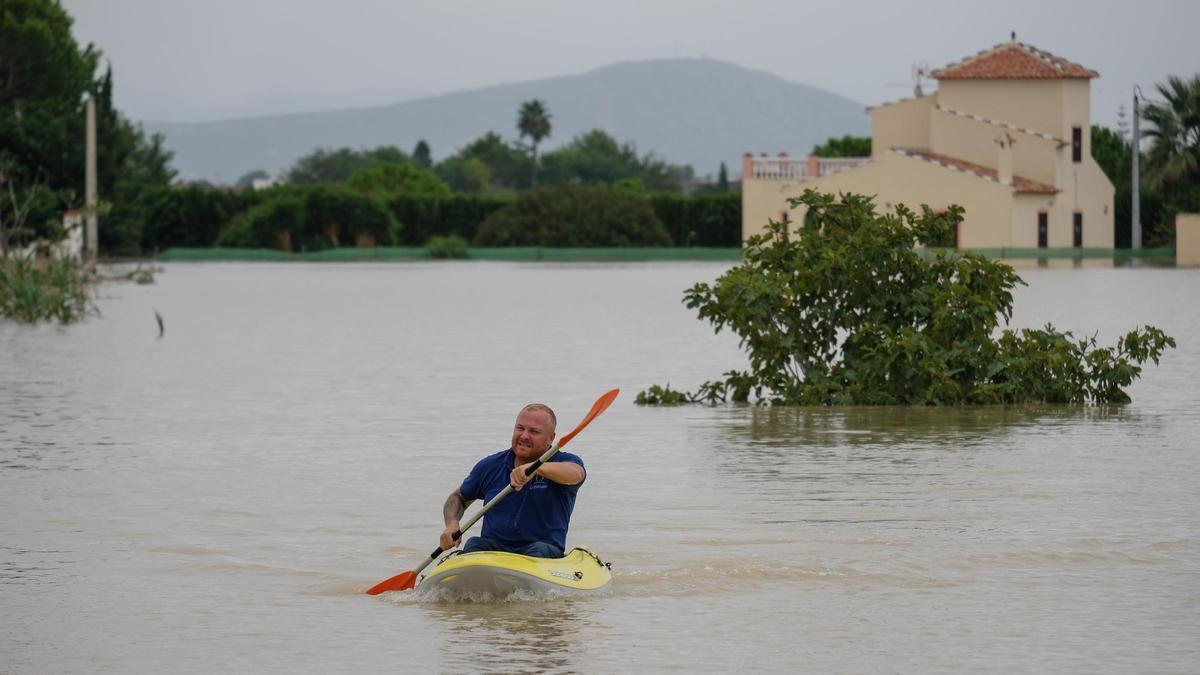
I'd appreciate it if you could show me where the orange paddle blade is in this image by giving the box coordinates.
[557,388,619,448]
[365,570,417,595]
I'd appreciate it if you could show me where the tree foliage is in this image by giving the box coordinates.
[235,169,270,188]
[435,131,531,192]
[1094,73,1200,247]
[412,140,432,169]
[346,162,451,198]
[811,135,871,158]
[473,183,671,247]
[1091,125,1132,185]
[540,129,692,192]
[639,190,1174,406]
[1092,124,1176,248]
[517,99,552,185]
[1141,73,1200,191]
[284,146,410,185]
[0,0,175,252]
[0,0,98,193]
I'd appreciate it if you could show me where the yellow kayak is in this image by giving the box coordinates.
[418,546,612,595]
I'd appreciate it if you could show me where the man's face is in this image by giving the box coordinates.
[511,409,555,463]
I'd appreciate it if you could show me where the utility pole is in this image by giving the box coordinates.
[85,95,98,261]
[1131,87,1141,250]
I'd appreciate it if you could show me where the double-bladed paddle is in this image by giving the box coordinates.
[366,388,619,595]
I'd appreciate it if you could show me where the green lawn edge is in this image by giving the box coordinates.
[154,245,1174,263]
[154,247,745,262]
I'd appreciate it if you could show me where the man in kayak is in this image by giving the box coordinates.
[439,403,585,559]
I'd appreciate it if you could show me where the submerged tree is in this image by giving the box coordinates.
[637,190,1174,406]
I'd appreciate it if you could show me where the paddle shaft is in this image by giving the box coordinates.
[409,443,564,578]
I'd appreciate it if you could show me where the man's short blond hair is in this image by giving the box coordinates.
[521,403,557,430]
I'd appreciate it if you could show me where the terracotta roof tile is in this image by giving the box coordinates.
[933,41,1098,80]
[893,148,1058,194]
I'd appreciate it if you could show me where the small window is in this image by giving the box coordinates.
[1038,212,1048,248]
[1073,212,1083,248]
[1072,126,1082,163]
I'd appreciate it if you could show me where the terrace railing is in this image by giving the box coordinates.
[747,155,870,181]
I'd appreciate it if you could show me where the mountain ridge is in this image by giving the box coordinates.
[145,58,870,183]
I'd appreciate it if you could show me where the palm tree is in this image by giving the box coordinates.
[517,99,552,186]
[1141,74,1200,189]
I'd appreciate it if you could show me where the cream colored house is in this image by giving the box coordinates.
[742,40,1115,249]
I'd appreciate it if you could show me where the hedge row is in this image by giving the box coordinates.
[387,192,742,247]
[123,185,743,252]
[384,195,511,245]
[216,186,398,251]
[475,184,671,247]
[649,193,741,246]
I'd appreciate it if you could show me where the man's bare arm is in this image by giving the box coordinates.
[440,489,473,549]
[443,489,471,525]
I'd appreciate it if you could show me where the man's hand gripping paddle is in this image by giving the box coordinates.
[365,388,619,595]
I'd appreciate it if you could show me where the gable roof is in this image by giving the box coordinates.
[892,148,1058,194]
[932,41,1098,80]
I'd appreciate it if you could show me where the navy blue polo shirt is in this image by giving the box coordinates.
[459,448,585,551]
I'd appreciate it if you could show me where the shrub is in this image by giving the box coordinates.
[426,235,469,259]
[474,184,671,247]
[0,255,94,324]
[639,190,1174,406]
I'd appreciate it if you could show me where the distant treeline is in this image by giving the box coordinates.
[3,0,738,256]
[117,132,740,253]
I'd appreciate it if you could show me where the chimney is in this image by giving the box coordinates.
[742,152,753,180]
[996,133,1014,186]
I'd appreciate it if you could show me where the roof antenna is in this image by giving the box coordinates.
[912,63,930,98]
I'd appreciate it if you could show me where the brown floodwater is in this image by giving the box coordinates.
[2,261,1198,673]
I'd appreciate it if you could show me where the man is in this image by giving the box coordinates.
[439,403,586,558]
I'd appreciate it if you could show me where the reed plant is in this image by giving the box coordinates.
[0,255,95,324]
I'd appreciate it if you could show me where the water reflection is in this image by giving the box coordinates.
[426,598,588,673]
[719,404,1133,449]
[692,404,1144,525]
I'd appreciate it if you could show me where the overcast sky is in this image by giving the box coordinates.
[62,0,1198,132]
